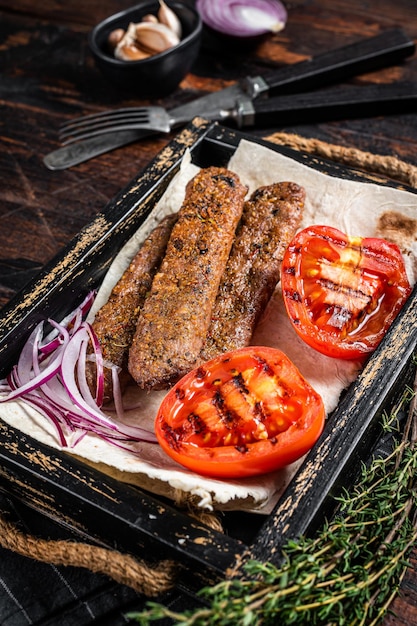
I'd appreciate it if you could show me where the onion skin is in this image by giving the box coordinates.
[196,0,287,39]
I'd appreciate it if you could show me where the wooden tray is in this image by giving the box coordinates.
[0,118,416,592]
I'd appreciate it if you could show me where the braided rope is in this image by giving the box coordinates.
[0,512,177,595]
[265,131,417,188]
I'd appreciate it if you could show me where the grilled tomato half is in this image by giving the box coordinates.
[155,346,325,478]
[281,225,411,360]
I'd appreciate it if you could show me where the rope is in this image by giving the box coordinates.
[0,512,176,596]
[0,496,223,594]
[265,131,417,188]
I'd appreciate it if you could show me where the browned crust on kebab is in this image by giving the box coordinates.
[200,182,305,361]
[128,166,248,390]
[88,213,178,403]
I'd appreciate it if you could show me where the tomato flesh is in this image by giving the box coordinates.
[281,225,411,359]
[155,347,325,478]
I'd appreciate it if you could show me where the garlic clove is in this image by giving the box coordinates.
[142,13,159,24]
[120,22,139,46]
[107,28,125,51]
[114,23,150,61]
[133,21,180,55]
[114,43,150,61]
[158,0,182,38]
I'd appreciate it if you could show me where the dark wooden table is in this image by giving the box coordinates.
[1,1,417,624]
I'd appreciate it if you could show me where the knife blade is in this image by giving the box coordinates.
[44,28,415,170]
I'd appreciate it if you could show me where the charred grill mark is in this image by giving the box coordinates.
[232,372,249,394]
[166,362,287,449]
[212,389,237,429]
[253,355,274,378]
[163,410,210,449]
[212,373,257,431]
[187,412,207,435]
[284,289,302,302]
[175,387,185,401]
[283,265,296,275]
[316,277,372,303]
[253,401,266,422]
[195,367,208,380]
[161,421,182,451]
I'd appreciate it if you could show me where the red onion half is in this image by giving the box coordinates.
[0,292,157,450]
[196,0,287,38]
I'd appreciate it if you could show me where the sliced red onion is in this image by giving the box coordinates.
[196,0,287,38]
[111,365,125,421]
[0,292,157,450]
[4,325,65,400]
[20,392,71,447]
[39,324,69,357]
[56,291,96,331]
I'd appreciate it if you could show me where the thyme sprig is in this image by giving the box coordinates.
[129,376,417,626]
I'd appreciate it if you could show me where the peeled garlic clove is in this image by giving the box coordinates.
[158,0,182,38]
[107,28,125,51]
[134,21,180,54]
[114,23,150,61]
[120,22,139,46]
[115,43,150,61]
[142,13,159,24]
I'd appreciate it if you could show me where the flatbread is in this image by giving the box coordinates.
[2,140,417,513]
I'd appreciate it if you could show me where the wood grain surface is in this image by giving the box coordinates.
[1,1,417,623]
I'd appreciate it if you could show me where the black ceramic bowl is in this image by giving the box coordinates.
[88,1,202,98]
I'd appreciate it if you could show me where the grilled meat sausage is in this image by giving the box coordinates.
[89,213,177,403]
[128,166,247,390]
[200,181,305,361]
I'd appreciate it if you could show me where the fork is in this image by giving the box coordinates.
[59,81,417,146]
[59,106,172,145]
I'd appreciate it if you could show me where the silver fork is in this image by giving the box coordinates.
[59,106,172,145]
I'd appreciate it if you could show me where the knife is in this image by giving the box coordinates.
[44,28,415,170]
